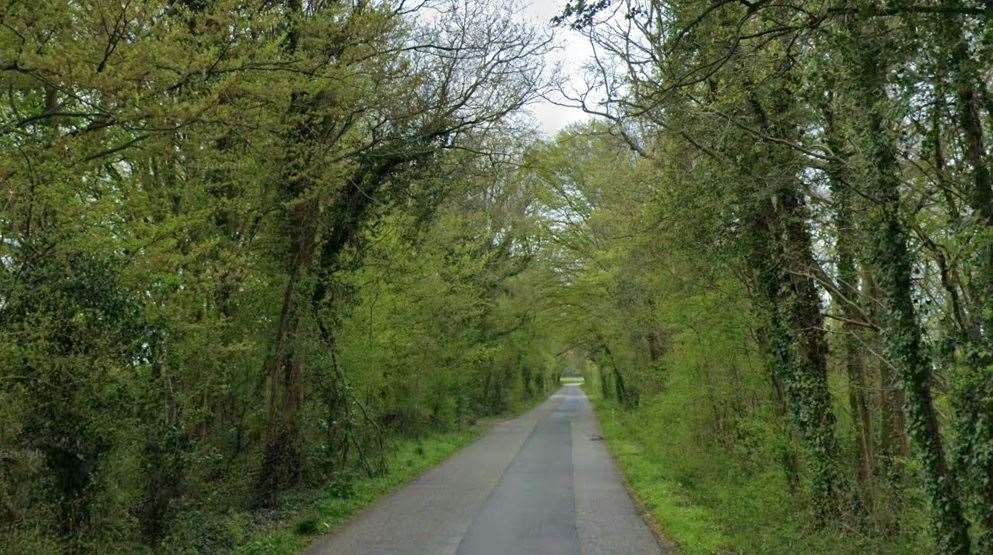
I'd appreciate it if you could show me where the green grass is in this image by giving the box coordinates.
[593,399,733,554]
[591,390,932,555]
[235,391,549,554]
[235,430,478,554]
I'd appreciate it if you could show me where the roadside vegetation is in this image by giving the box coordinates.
[237,429,476,554]
[1,1,557,552]
[4,0,993,554]
[545,0,993,551]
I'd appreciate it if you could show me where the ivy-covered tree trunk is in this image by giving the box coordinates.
[837,176,877,510]
[741,91,839,515]
[849,32,971,553]
[942,18,993,307]
[854,269,909,476]
[939,16,993,549]
[746,191,839,515]
[823,108,878,512]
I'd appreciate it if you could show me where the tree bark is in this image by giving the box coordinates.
[742,92,839,515]
[259,196,319,502]
[940,16,993,549]
[849,33,970,553]
[824,106,878,512]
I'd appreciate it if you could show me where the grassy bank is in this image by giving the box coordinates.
[592,397,929,554]
[236,392,548,554]
[235,429,478,554]
[593,399,732,554]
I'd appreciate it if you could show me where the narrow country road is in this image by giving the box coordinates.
[305,386,666,555]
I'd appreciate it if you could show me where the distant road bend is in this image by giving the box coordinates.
[306,385,667,555]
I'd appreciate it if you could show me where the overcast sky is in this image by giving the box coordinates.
[519,0,595,136]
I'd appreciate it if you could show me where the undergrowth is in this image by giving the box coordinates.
[234,429,477,554]
[593,395,932,554]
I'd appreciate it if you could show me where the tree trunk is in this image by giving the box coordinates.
[521,360,533,399]
[840,253,877,510]
[849,34,970,553]
[838,195,877,512]
[261,156,403,501]
[646,329,665,362]
[824,107,878,512]
[259,198,319,503]
[747,191,839,515]
[599,363,610,400]
[941,17,993,549]
[742,92,839,515]
[600,337,626,404]
[257,0,316,503]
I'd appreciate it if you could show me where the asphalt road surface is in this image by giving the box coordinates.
[305,385,667,555]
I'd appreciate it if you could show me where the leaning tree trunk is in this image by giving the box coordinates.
[259,196,319,503]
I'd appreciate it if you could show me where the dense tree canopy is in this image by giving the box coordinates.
[2,0,993,553]
[550,0,993,552]
[1,0,556,550]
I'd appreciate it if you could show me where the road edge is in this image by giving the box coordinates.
[291,391,553,554]
[587,398,681,554]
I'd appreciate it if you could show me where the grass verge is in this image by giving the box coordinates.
[236,393,548,554]
[592,394,933,554]
[593,399,733,554]
[234,429,478,554]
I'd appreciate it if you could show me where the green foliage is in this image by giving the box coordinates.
[235,430,477,555]
[545,0,993,550]
[1,0,552,550]
[4,0,993,552]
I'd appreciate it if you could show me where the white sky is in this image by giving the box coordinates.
[520,0,595,136]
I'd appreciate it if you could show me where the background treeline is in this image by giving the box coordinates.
[539,0,993,553]
[0,1,558,551]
